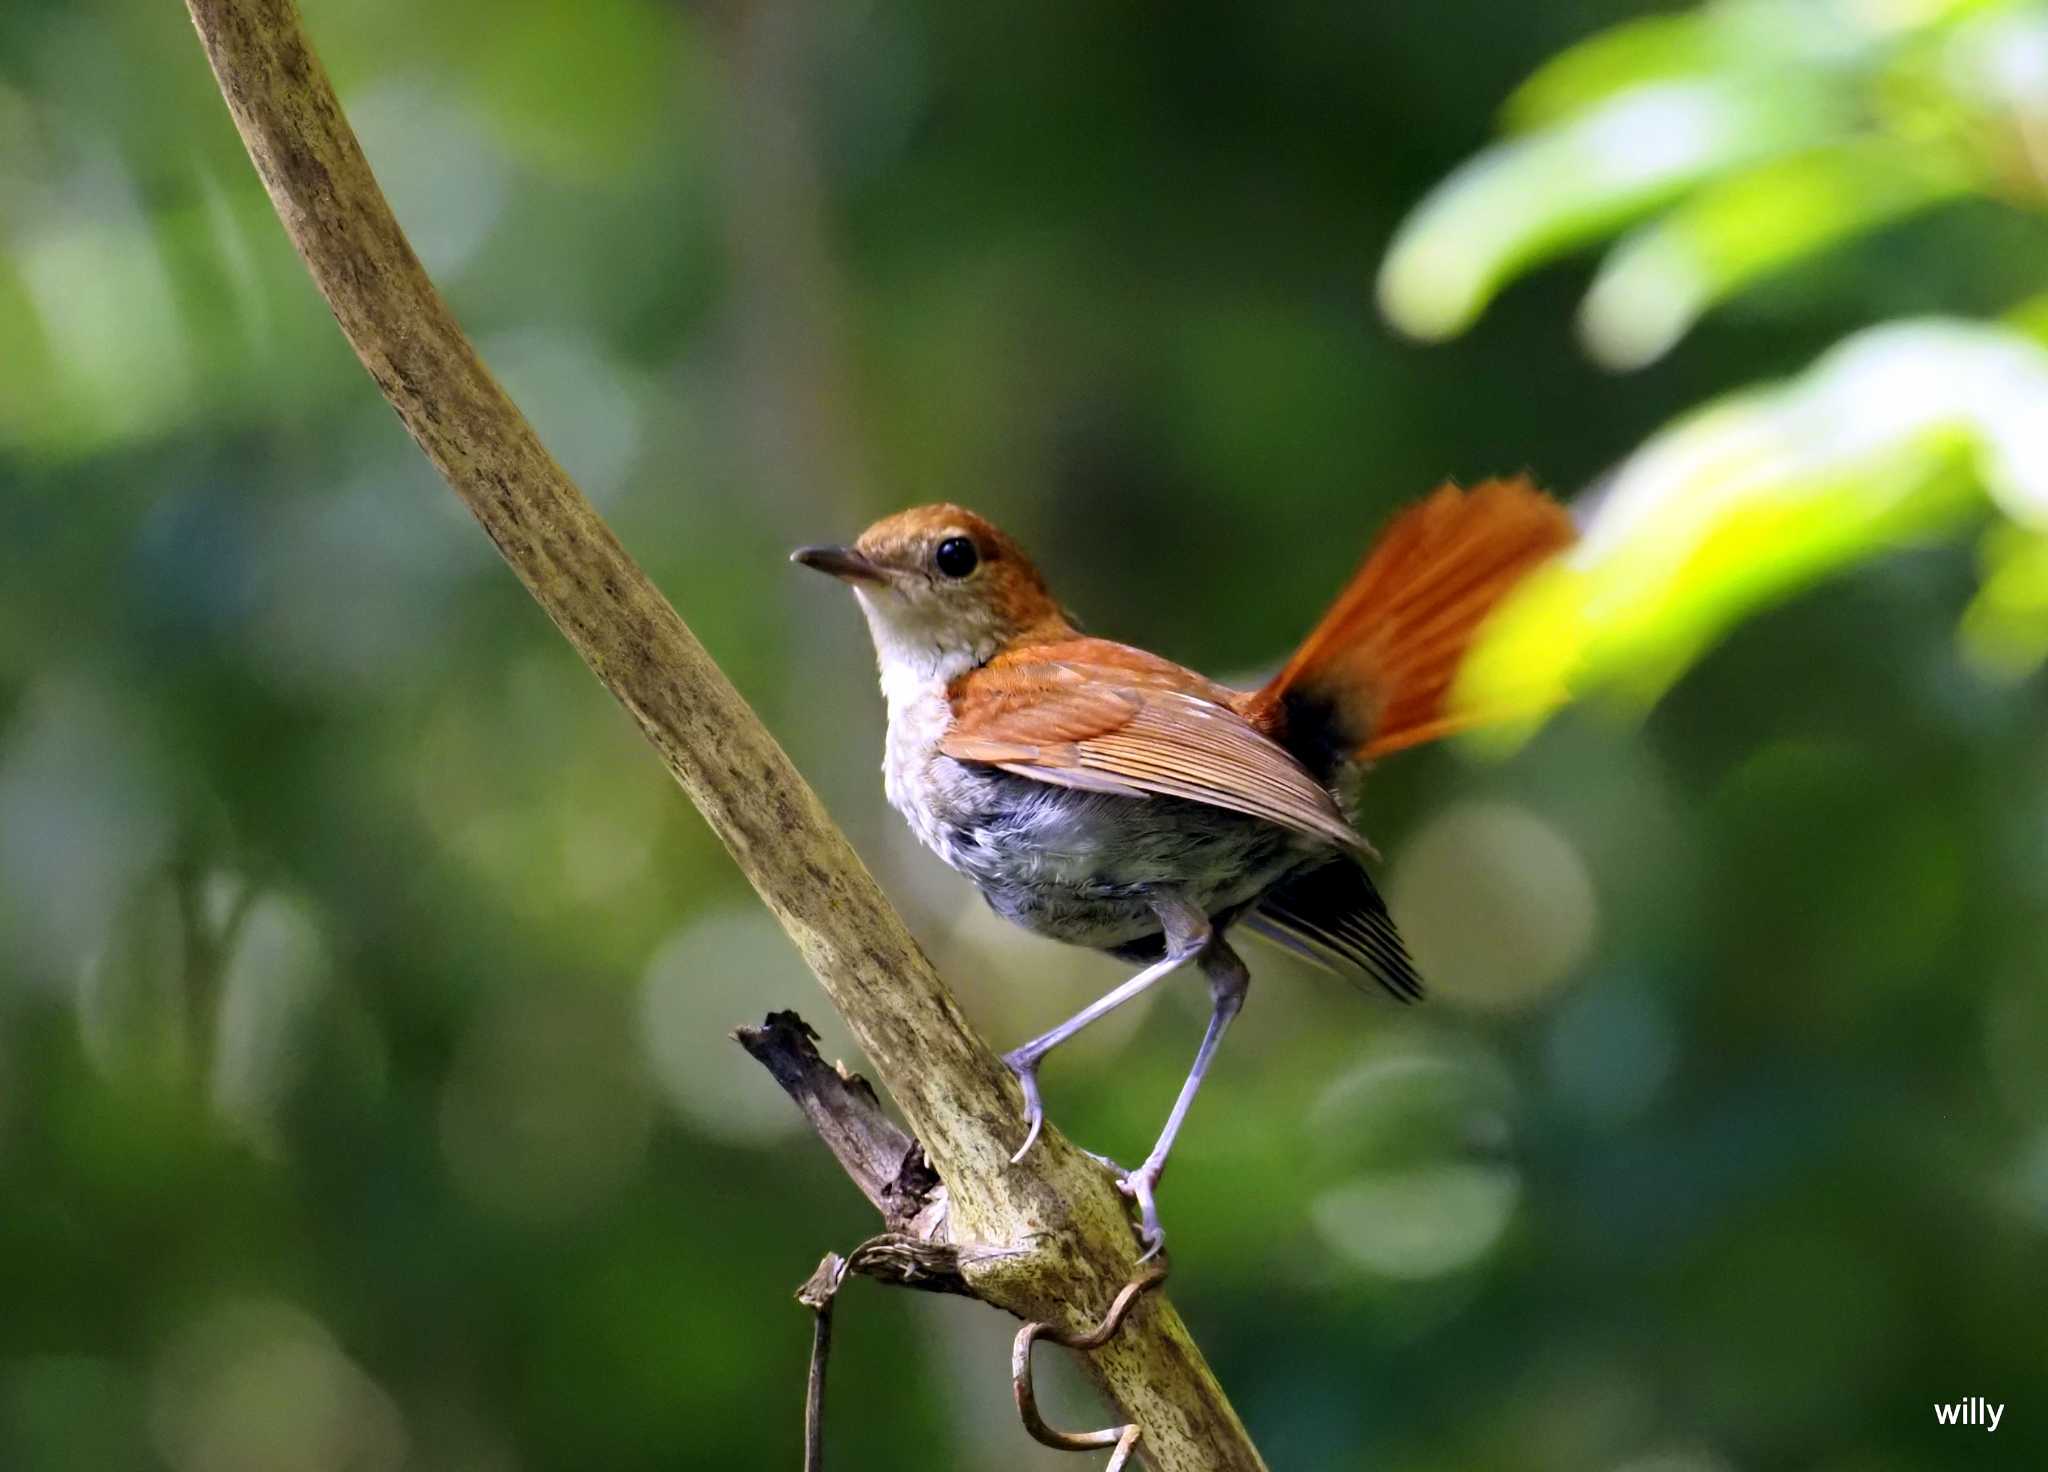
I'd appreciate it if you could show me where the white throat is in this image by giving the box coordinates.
[853,587,999,830]
[854,588,996,713]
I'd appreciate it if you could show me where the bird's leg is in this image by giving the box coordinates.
[1002,898,1210,1165]
[1118,938,1249,1260]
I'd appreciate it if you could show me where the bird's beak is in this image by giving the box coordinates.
[791,544,887,584]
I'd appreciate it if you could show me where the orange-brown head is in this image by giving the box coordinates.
[793,504,1070,684]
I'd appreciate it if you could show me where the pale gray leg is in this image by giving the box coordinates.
[1002,897,1210,1165]
[1118,937,1249,1259]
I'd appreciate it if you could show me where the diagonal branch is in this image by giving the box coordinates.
[180,1,1265,1467]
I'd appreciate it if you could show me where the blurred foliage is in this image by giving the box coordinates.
[1459,313,2048,738]
[1380,0,2048,361]
[1379,0,2048,736]
[3,2,2047,1471]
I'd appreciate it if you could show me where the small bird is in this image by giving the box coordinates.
[794,480,1572,1254]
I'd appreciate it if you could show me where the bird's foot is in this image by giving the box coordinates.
[1116,1159,1167,1262]
[1001,1047,1047,1165]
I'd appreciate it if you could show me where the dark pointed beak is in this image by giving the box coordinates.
[791,544,886,584]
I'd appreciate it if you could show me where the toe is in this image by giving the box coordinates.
[1083,1148,1129,1178]
[1009,1111,1044,1165]
[1003,1051,1049,1163]
[1118,1167,1166,1259]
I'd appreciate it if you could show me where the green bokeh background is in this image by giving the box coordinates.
[2,2,2044,1469]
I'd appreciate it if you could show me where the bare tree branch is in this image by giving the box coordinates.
[734,1010,947,1237]
[180,2,1266,1466]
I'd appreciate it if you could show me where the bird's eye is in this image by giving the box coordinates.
[933,536,979,579]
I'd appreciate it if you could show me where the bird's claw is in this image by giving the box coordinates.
[1002,1047,1046,1165]
[1117,1162,1166,1262]
[1003,1049,1164,1258]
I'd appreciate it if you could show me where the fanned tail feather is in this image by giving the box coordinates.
[1244,477,1574,777]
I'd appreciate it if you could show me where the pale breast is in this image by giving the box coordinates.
[881,682,962,857]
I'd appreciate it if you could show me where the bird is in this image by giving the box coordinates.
[792,479,1573,1255]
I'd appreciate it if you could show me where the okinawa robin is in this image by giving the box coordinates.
[793,480,1572,1253]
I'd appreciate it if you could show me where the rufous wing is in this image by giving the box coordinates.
[940,639,1366,853]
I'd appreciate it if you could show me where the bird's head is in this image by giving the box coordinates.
[793,503,1068,684]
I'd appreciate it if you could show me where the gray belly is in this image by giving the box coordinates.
[911,757,1321,953]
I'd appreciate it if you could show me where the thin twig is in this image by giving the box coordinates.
[805,1303,832,1472]
[792,1239,973,1472]
[796,1253,848,1472]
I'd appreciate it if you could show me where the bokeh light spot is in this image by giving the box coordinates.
[1309,1041,1521,1279]
[147,1301,406,1472]
[1311,1163,1520,1280]
[641,907,857,1146]
[1390,801,1598,1012]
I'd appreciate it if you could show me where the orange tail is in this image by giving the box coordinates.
[1244,477,1574,774]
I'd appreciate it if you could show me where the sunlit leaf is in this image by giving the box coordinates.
[1502,14,1725,131]
[1579,142,1971,368]
[1379,79,1844,341]
[1388,0,2043,353]
[1456,319,2048,743]
[1502,0,1911,133]
[1961,522,2048,676]
[1932,5,2048,147]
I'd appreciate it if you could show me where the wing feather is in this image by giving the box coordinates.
[1242,859,1422,1002]
[941,642,1365,853]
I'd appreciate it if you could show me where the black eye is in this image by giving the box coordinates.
[933,536,979,578]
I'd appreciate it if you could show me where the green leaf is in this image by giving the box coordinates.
[1502,14,1726,132]
[1502,0,1956,131]
[1961,522,2048,676]
[1386,0,2033,351]
[1455,319,2048,743]
[1579,141,1973,368]
[1378,78,1844,341]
